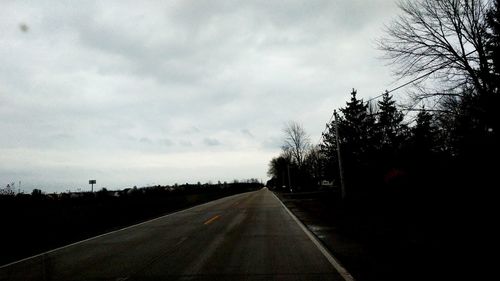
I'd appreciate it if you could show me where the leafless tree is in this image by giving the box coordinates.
[282,121,310,168]
[379,0,494,99]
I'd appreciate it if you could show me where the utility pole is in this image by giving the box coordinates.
[282,170,286,190]
[287,164,292,192]
[334,110,346,200]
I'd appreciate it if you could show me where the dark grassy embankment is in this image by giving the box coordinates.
[274,186,472,281]
[0,182,262,266]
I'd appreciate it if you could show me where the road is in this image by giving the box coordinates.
[0,188,349,281]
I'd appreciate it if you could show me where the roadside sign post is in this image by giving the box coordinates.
[89,180,96,192]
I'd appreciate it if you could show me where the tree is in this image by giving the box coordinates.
[320,115,342,182]
[379,0,499,184]
[379,0,494,97]
[282,121,310,168]
[321,89,379,191]
[303,145,324,186]
[267,122,314,191]
[485,0,500,140]
[267,153,293,190]
[31,189,42,197]
[378,91,405,148]
[339,89,377,160]
[487,0,500,85]
[412,108,438,152]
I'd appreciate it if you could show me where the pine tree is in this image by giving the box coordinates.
[320,116,342,182]
[339,89,375,158]
[320,89,378,189]
[412,108,437,153]
[377,91,404,149]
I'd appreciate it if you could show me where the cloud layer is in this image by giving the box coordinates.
[0,0,398,192]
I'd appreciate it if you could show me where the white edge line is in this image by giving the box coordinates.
[0,191,254,269]
[271,191,356,281]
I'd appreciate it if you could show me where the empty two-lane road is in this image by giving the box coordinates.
[0,188,349,281]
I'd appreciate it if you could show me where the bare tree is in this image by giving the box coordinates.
[282,121,310,168]
[379,0,494,98]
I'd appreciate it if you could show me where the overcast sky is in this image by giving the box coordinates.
[1,0,400,193]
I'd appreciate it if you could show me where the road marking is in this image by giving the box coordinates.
[203,215,220,225]
[271,191,356,281]
[175,237,188,246]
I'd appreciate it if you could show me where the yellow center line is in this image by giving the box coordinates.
[203,215,220,225]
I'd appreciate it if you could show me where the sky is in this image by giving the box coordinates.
[0,0,401,193]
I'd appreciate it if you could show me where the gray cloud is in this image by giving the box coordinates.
[203,138,221,146]
[160,138,174,146]
[179,140,193,147]
[0,0,400,192]
[139,137,152,144]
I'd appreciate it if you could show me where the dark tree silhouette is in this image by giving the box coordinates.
[303,145,324,186]
[377,91,405,149]
[338,89,378,166]
[379,0,499,196]
[412,108,438,152]
[319,89,380,192]
[31,189,42,197]
[379,0,494,97]
[487,0,500,84]
[267,154,293,190]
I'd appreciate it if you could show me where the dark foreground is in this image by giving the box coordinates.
[0,188,347,281]
[275,190,479,281]
[0,183,261,265]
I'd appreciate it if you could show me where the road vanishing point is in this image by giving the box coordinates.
[0,188,353,281]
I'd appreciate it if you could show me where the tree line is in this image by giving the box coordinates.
[267,0,499,203]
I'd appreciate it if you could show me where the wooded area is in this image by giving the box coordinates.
[267,2,498,278]
[268,0,498,202]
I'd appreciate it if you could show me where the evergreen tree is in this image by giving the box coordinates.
[319,118,341,182]
[377,91,405,149]
[412,108,437,153]
[339,89,375,159]
[320,89,379,191]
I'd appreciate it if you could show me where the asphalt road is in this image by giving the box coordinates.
[0,188,348,281]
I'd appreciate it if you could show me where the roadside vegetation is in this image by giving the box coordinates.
[268,0,498,280]
[0,180,262,265]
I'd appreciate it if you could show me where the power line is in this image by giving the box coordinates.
[317,50,476,145]
[366,50,476,103]
[401,99,422,126]
[401,84,452,125]
[367,68,439,103]
[402,108,448,113]
[316,110,336,145]
[317,72,424,145]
